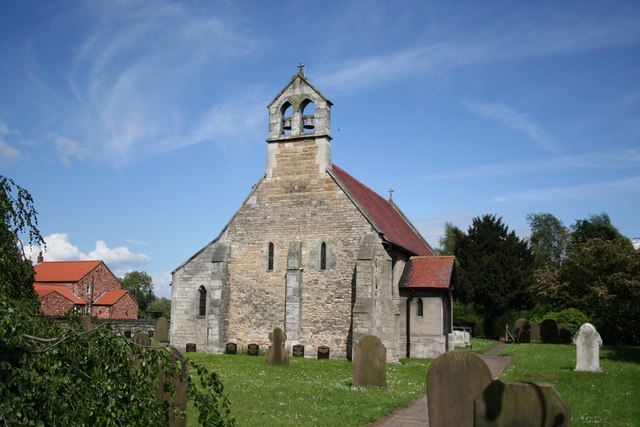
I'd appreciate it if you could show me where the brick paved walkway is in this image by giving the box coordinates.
[369,343,511,427]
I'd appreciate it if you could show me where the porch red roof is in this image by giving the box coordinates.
[34,284,86,304]
[399,256,456,289]
[93,290,128,306]
[34,260,102,283]
[330,164,433,256]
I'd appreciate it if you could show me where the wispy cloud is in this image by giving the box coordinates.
[492,176,640,203]
[462,100,558,153]
[426,149,640,180]
[0,121,24,162]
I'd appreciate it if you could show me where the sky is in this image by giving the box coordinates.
[2,1,639,299]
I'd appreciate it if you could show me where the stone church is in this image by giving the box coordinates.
[170,69,456,361]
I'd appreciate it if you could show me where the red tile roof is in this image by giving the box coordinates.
[330,164,433,256]
[34,260,102,283]
[34,284,86,304]
[93,290,127,306]
[399,256,457,289]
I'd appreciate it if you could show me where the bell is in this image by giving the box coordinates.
[302,115,315,130]
[282,117,292,131]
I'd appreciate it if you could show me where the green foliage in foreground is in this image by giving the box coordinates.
[186,353,430,427]
[500,343,640,426]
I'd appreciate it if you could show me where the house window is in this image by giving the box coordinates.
[198,286,206,317]
[320,242,327,270]
[416,298,424,318]
[268,242,275,271]
[85,284,91,294]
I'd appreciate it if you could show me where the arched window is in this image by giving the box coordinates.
[198,286,206,316]
[320,242,327,270]
[268,242,275,271]
[281,102,293,135]
[416,298,424,318]
[300,99,315,133]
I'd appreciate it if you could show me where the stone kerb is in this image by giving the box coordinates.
[352,335,387,388]
[474,380,570,427]
[427,351,492,427]
[266,327,289,365]
[573,322,603,373]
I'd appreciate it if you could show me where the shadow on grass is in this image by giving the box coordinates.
[601,346,640,364]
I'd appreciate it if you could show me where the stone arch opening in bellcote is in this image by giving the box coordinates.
[280,102,293,135]
[300,98,316,134]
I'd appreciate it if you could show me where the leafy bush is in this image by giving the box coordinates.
[540,308,589,336]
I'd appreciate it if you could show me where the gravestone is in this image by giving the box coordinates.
[558,324,572,344]
[530,322,541,342]
[185,343,196,352]
[573,323,602,372]
[266,327,289,365]
[352,335,387,388]
[540,319,558,343]
[132,331,151,346]
[292,344,305,357]
[124,330,132,339]
[155,317,169,343]
[474,380,570,427]
[514,319,530,343]
[247,343,259,356]
[81,315,93,331]
[226,342,237,354]
[317,346,330,359]
[156,345,188,427]
[427,351,492,427]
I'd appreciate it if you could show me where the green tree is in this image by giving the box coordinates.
[455,214,534,338]
[120,270,155,314]
[526,212,569,269]
[147,297,171,319]
[438,222,465,255]
[570,212,631,246]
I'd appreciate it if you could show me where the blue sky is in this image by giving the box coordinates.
[2,1,639,298]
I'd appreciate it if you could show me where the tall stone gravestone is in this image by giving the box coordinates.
[427,351,492,427]
[155,317,169,343]
[156,345,188,427]
[474,380,570,427]
[132,331,151,346]
[352,335,387,388]
[81,314,93,331]
[574,323,602,372]
[266,327,289,365]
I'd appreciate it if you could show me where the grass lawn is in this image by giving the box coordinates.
[186,341,640,426]
[500,343,640,426]
[186,353,429,426]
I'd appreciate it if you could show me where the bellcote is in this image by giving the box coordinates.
[267,67,332,142]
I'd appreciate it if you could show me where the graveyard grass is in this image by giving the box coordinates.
[500,343,640,426]
[186,352,429,426]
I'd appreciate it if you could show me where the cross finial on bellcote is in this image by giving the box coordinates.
[388,188,394,201]
[297,63,305,76]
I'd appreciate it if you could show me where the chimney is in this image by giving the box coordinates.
[37,251,44,264]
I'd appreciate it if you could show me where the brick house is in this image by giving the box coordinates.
[171,69,456,360]
[34,259,138,319]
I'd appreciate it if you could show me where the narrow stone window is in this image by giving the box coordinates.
[268,242,275,271]
[320,242,327,270]
[416,298,424,318]
[198,285,206,317]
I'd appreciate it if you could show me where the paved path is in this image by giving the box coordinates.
[369,343,511,427]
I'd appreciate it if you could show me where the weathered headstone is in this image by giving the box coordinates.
[540,319,558,343]
[266,327,289,365]
[530,322,541,342]
[474,380,570,427]
[156,345,188,427]
[427,351,492,427]
[352,335,387,388]
[81,314,93,331]
[247,343,259,356]
[573,323,602,372]
[132,331,151,346]
[185,343,196,352]
[514,319,530,343]
[317,346,330,359]
[292,344,305,357]
[155,317,169,343]
[226,342,237,354]
[558,324,572,344]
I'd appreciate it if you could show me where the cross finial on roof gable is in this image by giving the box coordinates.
[297,63,305,76]
[388,188,394,201]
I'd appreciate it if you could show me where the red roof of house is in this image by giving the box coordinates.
[93,290,128,306]
[34,284,86,304]
[330,164,433,256]
[399,256,457,289]
[34,260,102,283]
